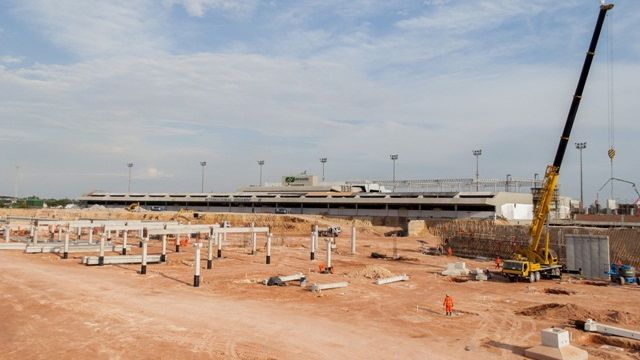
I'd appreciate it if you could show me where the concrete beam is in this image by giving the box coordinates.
[25,244,131,254]
[212,226,269,234]
[310,282,348,293]
[584,319,640,340]
[0,243,27,250]
[375,274,409,285]
[82,254,162,266]
[276,273,305,282]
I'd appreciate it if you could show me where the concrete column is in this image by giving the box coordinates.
[207,235,213,269]
[140,236,148,275]
[139,229,143,239]
[325,238,332,270]
[32,225,38,245]
[3,226,8,242]
[99,234,105,266]
[175,233,180,252]
[266,233,272,264]
[351,225,356,255]
[122,230,128,255]
[138,230,143,248]
[217,233,222,258]
[58,226,62,241]
[63,227,70,259]
[251,222,256,255]
[193,243,202,287]
[88,227,94,245]
[161,234,167,262]
[313,226,318,252]
[310,231,315,260]
[77,227,81,241]
[30,225,35,243]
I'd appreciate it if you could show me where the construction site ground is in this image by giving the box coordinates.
[1,209,639,359]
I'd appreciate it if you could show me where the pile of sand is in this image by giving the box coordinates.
[347,265,394,280]
[517,303,640,326]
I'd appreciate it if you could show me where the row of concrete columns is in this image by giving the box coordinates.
[310,224,357,262]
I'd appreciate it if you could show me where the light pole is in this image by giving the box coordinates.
[473,149,482,191]
[575,142,587,211]
[506,174,512,192]
[200,161,207,193]
[127,163,133,193]
[320,157,327,182]
[257,160,265,186]
[390,154,398,192]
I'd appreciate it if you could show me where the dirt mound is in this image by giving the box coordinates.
[347,265,394,279]
[588,333,640,351]
[517,303,640,326]
[544,288,576,295]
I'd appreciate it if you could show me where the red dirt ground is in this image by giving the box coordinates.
[1,211,640,359]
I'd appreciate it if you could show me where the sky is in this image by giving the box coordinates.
[0,0,639,204]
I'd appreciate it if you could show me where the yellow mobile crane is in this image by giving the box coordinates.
[502,3,614,283]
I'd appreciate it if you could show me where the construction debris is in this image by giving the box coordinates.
[347,265,393,280]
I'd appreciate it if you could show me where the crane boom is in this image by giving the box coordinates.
[528,3,614,259]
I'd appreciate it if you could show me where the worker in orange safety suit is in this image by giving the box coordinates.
[495,256,502,269]
[443,294,454,316]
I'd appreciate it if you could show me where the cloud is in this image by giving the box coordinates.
[396,0,545,33]
[10,0,167,58]
[138,167,173,179]
[167,0,257,17]
[0,55,23,65]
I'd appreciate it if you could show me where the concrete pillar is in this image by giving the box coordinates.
[88,227,93,245]
[193,243,202,287]
[175,233,180,252]
[217,232,222,258]
[32,225,38,245]
[122,230,128,255]
[99,234,105,266]
[351,225,356,255]
[266,233,272,264]
[161,234,167,262]
[207,235,213,269]
[251,222,256,255]
[310,231,315,260]
[3,226,8,242]
[63,227,70,259]
[313,226,319,252]
[138,230,143,248]
[58,226,62,241]
[140,236,148,275]
[30,225,35,243]
[76,227,81,241]
[325,238,332,270]
[138,229,143,239]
